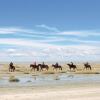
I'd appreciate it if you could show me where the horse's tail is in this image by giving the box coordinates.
[74,65,77,70]
[14,66,15,71]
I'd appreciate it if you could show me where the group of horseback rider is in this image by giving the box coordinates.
[9,61,92,72]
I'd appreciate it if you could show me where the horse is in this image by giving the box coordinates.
[52,64,62,71]
[67,63,77,71]
[9,65,15,72]
[30,64,39,71]
[38,64,49,71]
[84,63,92,70]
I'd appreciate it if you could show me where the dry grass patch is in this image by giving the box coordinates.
[43,71,55,74]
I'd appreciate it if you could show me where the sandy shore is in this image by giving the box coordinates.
[0,85,100,100]
[0,63,100,100]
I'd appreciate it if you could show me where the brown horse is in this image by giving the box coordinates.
[38,64,49,71]
[9,64,15,72]
[52,64,62,71]
[84,63,92,70]
[30,64,39,71]
[67,63,77,71]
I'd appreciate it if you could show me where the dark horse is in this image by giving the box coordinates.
[9,62,15,72]
[38,64,49,71]
[84,63,92,70]
[52,64,62,71]
[67,63,77,71]
[30,64,39,71]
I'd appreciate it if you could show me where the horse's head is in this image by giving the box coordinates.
[67,64,70,66]
[52,64,55,67]
[84,63,87,66]
[30,64,33,67]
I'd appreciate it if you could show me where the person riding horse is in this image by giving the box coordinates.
[52,62,62,70]
[84,62,92,70]
[9,62,15,72]
[38,62,49,71]
[30,61,39,71]
[67,62,77,71]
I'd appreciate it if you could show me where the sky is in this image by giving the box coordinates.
[0,0,100,62]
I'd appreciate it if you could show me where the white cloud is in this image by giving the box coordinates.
[7,48,16,53]
[0,38,61,48]
[36,24,59,32]
[58,31,82,35]
[0,26,100,62]
[0,27,35,34]
[0,41,100,61]
[0,27,100,38]
[9,53,28,57]
[57,30,100,37]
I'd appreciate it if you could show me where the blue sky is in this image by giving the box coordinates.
[0,0,100,62]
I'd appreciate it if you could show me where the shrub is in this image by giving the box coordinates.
[9,76,20,82]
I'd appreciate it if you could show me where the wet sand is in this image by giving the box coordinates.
[0,84,100,100]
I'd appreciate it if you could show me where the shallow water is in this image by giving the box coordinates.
[0,73,100,87]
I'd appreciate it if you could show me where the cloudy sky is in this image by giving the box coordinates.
[0,0,100,62]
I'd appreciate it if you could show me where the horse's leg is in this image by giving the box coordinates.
[73,68,74,71]
[13,68,14,72]
[83,67,85,70]
[37,67,39,71]
[61,67,62,70]
[14,68,15,72]
[53,67,55,70]
[9,68,10,72]
[31,68,33,72]
[34,68,35,72]
[40,68,42,71]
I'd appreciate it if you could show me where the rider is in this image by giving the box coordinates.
[10,62,13,66]
[34,61,36,65]
[56,62,59,66]
[42,62,45,65]
[71,62,74,66]
[86,62,89,65]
